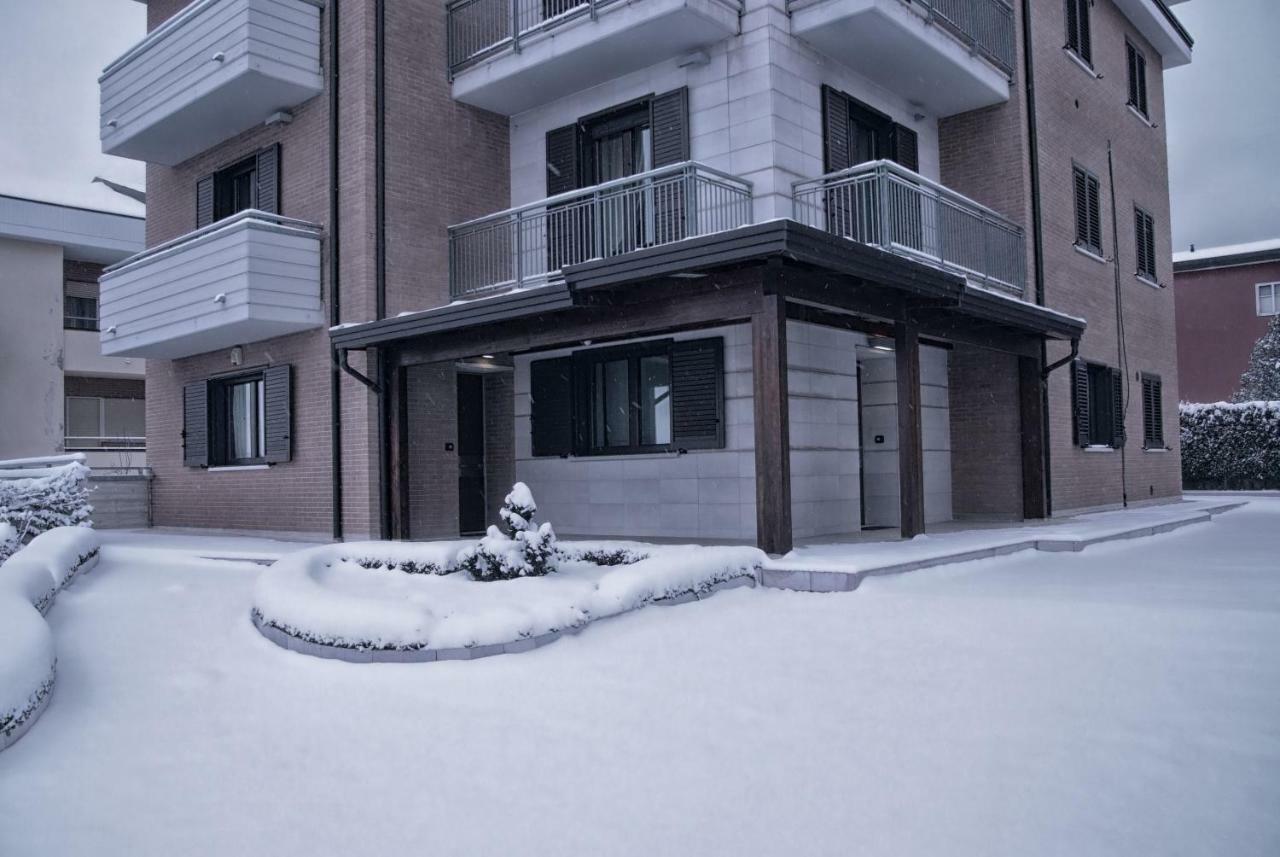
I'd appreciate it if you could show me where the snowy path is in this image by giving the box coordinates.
[3,501,1279,856]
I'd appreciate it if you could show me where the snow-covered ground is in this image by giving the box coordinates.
[3,501,1279,856]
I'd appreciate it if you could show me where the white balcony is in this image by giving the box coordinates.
[788,0,1012,118]
[448,0,741,115]
[99,211,323,359]
[99,0,323,166]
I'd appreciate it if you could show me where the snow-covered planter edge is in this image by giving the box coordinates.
[251,541,765,663]
[0,526,102,752]
[1180,400,1280,490]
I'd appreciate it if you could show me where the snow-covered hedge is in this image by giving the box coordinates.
[252,540,764,654]
[0,526,100,750]
[0,459,93,542]
[1180,401,1280,490]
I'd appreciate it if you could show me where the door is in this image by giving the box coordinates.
[587,106,653,258]
[457,373,486,535]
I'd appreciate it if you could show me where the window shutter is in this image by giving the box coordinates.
[183,381,209,467]
[889,123,919,173]
[1145,213,1156,278]
[256,143,281,214]
[1151,377,1163,445]
[263,363,292,463]
[196,175,215,228]
[1072,359,1090,447]
[822,85,851,172]
[650,87,690,167]
[1134,209,1147,275]
[1126,42,1139,106]
[530,357,573,457]
[1136,51,1147,114]
[671,338,724,450]
[1065,0,1079,53]
[545,124,580,196]
[1087,174,1102,252]
[1077,0,1091,63]
[1073,168,1089,247]
[1110,368,1126,448]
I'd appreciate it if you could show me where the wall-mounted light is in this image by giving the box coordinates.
[230,346,244,366]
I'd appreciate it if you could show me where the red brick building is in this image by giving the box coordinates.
[97,0,1194,550]
[1173,240,1280,403]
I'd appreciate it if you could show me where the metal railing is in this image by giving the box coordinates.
[793,160,1026,298]
[64,436,146,451]
[447,0,741,74]
[914,0,1016,75]
[449,162,753,299]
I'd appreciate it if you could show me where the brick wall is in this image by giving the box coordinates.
[947,344,1023,519]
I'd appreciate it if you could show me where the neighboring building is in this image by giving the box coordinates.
[0,194,146,469]
[99,0,1192,549]
[1173,239,1280,403]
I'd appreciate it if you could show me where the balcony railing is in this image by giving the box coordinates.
[913,0,1016,75]
[793,160,1026,298]
[449,162,753,300]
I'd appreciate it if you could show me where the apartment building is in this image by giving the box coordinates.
[99,0,1192,549]
[0,194,146,469]
[1173,239,1280,403]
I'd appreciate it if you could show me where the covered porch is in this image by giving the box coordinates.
[332,220,1083,554]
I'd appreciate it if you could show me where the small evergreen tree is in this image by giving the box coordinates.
[457,483,557,582]
[1235,315,1280,402]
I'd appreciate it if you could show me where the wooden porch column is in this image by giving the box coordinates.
[895,321,925,538]
[384,353,411,540]
[752,292,792,555]
[1019,354,1049,519]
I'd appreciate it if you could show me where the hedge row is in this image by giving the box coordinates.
[1180,401,1280,490]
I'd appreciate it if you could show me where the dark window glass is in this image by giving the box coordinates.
[64,295,98,330]
[210,374,265,465]
[214,156,257,221]
[581,343,675,455]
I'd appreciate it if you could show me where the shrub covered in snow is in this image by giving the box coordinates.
[562,545,650,566]
[1180,400,1280,489]
[1234,316,1280,401]
[457,483,558,582]
[0,460,93,543]
[0,522,16,566]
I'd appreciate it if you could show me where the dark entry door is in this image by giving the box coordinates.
[457,373,486,535]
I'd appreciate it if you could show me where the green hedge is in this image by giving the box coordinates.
[1180,401,1280,490]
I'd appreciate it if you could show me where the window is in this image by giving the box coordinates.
[196,144,280,228]
[1141,373,1164,449]
[1073,165,1103,256]
[1134,206,1157,281]
[214,156,258,221]
[64,295,98,331]
[1065,0,1092,65]
[1258,283,1279,316]
[529,338,722,457]
[213,374,266,465]
[1126,40,1149,117]
[1072,360,1124,449]
[65,396,144,449]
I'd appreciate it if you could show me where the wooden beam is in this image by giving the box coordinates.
[385,355,411,539]
[752,291,793,555]
[895,320,925,538]
[1019,354,1048,519]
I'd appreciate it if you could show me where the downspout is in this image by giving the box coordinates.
[1106,141,1129,507]
[1020,0,1053,515]
[374,0,391,538]
[328,0,344,541]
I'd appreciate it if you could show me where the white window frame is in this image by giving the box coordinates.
[1257,282,1279,317]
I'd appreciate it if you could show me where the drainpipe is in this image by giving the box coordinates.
[1020,0,1054,515]
[328,0,343,541]
[374,0,391,538]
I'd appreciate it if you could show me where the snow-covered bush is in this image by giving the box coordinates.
[0,522,16,566]
[457,483,558,582]
[1180,401,1280,489]
[0,460,93,543]
[563,545,650,567]
[1234,316,1280,401]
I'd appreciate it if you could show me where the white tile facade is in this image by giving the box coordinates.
[507,0,942,222]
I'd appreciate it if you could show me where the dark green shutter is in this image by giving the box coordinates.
[822,85,851,172]
[1072,359,1090,448]
[263,364,292,463]
[1110,368,1126,448]
[545,124,580,196]
[530,357,573,457]
[183,381,209,467]
[256,143,281,214]
[890,123,919,172]
[671,338,724,450]
[196,175,215,228]
[650,87,689,167]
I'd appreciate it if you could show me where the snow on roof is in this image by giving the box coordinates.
[1173,238,1280,266]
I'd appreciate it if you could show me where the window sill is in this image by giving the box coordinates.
[207,464,270,472]
[1083,445,1115,453]
[1127,103,1154,127]
[1064,48,1100,79]
[1143,446,1169,453]
[1074,244,1108,265]
[1135,273,1162,289]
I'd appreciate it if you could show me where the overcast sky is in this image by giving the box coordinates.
[0,0,1274,246]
